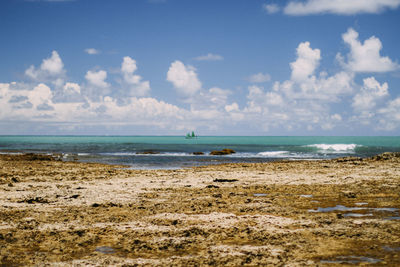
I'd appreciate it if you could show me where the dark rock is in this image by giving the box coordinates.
[213,178,238,183]
[19,197,49,204]
[371,152,400,161]
[206,185,220,188]
[341,191,356,198]
[136,151,160,155]
[192,152,204,155]
[336,156,362,162]
[210,149,236,155]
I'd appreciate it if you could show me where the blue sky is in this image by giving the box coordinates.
[1,0,400,135]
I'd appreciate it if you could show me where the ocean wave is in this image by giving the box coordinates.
[307,144,359,152]
[101,152,190,157]
[257,151,290,157]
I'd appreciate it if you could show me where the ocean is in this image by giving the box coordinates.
[0,136,399,169]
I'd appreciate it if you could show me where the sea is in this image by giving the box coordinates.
[0,136,399,169]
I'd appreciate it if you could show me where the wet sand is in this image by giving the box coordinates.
[0,153,400,266]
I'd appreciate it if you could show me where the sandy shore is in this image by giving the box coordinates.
[0,152,400,266]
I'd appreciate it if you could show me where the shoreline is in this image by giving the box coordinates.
[1,152,400,265]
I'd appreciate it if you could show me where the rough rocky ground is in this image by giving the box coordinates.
[0,153,399,266]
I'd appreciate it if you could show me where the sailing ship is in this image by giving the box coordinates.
[185,131,197,139]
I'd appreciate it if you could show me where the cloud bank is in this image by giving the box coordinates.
[1,28,399,134]
[284,0,400,15]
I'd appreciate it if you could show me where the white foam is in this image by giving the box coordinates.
[257,151,289,157]
[307,144,359,152]
[102,152,189,157]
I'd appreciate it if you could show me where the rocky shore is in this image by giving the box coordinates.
[0,153,399,266]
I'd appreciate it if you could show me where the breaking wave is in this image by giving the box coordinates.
[307,144,359,152]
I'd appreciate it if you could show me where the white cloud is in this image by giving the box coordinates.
[120,56,150,97]
[284,0,400,15]
[28,83,53,108]
[121,56,137,74]
[290,42,321,82]
[2,26,400,134]
[377,97,400,130]
[263,4,280,14]
[167,61,202,96]
[338,28,399,73]
[225,102,240,112]
[85,48,100,55]
[248,72,271,83]
[85,70,109,88]
[352,77,388,111]
[194,53,224,61]
[63,82,81,94]
[190,87,231,111]
[25,51,65,80]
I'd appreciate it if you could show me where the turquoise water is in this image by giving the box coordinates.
[0,136,399,169]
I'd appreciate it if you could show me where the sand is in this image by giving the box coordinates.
[0,152,400,266]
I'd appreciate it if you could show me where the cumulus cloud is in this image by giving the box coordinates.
[2,25,400,134]
[189,87,231,112]
[284,0,400,15]
[84,70,110,101]
[248,72,271,83]
[338,28,399,73]
[85,70,109,88]
[225,102,240,112]
[120,56,151,97]
[352,77,388,111]
[63,82,81,94]
[25,51,65,81]
[263,4,280,14]
[377,97,400,130]
[194,53,224,61]
[290,42,321,82]
[85,48,100,55]
[241,39,356,132]
[167,61,202,96]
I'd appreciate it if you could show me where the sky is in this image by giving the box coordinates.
[0,0,400,136]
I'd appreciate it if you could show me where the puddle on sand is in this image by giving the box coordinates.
[383,246,400,252]
[384,216,400,220]
[309,205,398,214]
[320,256,381,264]
[95,246,115,254]
[343,213,373,218]
[308,205,363,213]
[300,194,313,198]
[374,207,398,212]
[253,193,267,197]
[355,202,368,206]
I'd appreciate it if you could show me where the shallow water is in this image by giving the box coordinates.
[95,246,115,254]
[343,213,373,217]
[309,205,398,213]
[1,135,399,169]
[384,216,400,220]
[320,256,381,264]
[308,205,364,213]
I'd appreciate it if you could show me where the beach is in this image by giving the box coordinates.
[1,152,400,266]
